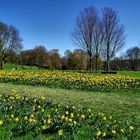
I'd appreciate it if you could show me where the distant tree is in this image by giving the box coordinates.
[72,6,98,71]
[72,49,87,70]
[101,8,125,71]
[20,50,36,69]
[125,46,140,70]
[65,49,87,70]
[126,46,140,60]
[33,46,48,68]
[49,49,62,69]
[62,50,71,70]
[20,46,51,69]
[0,21,22,69]
[61,57,67,70]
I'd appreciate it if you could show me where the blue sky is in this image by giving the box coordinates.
[0,0,140,56]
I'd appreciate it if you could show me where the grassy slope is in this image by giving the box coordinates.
[0,83,140,119]
[3,63,38,70]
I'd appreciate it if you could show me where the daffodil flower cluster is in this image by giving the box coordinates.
[0,92,136,139]
[0,71,138,91]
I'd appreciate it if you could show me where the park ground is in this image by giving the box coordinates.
[0,63,139,140]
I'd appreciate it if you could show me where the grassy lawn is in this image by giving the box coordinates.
[3,63,38,70]
[0,68,140,139]
[0,83,140,119]
[118,71,140,79]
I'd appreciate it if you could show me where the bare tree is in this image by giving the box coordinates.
[101,8,125,71]
[93,16,103,71]
[0,21,22,69]
[72,6,98,71]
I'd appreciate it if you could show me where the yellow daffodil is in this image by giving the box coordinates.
[70,113,74,118]
[41,96,45,100]
[43,120,46,124]
[112,130,116,134]
[47,119,51,124]
[30,114,34,118]
[58,129,63,136]
[80,114,85,119]
[129,126,134,131]
[73,121,77,125]
[102,132,106,137]
[65,111,69,115]
[65,117,68,121]
[61,115,65,120]
[11,114,14,118]
[0,120,3,125]
[69,118,72,122]
[96,130,101,137]
[42,125,46,130]
[121,129,125,133]
[24,116,28,121]
[102,116,107,121]
[15,117,19,122]
[29,118,33,123]
[38,105,41,109]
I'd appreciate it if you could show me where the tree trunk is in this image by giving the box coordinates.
[0,60,3,70]
[106,59,109,71]
[89,57,92,72]
[95,53,98,71]
[106,44,110,71]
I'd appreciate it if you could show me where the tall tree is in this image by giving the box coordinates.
[72,6,98,71]
[101,8,125,71]
[0,21,22,69]
[93,17,103,71]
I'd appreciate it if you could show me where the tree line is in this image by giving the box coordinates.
[7,45,140,70]
[0,6,140,71]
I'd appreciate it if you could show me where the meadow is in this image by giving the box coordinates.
[0,64,140,140]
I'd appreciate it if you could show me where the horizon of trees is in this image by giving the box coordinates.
[7,45,140,71]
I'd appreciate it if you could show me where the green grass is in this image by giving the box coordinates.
[0,83,140,119]
[118,71,140,79]
[0,83,140,139]
[3,63,38,70]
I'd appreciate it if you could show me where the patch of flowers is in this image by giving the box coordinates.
[0,70,138,91]
[0,90,137,139]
